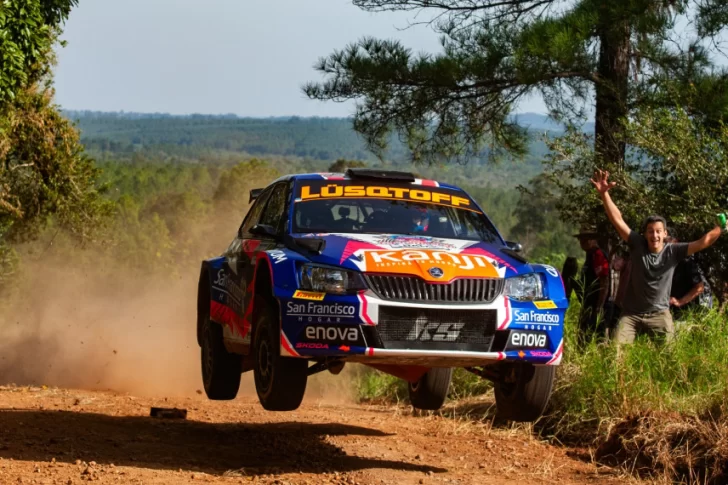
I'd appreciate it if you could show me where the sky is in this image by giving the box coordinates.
[53,0,548,117]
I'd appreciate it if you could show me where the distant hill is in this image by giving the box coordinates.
[62,110,587,187]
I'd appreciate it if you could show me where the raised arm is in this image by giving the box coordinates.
[591,169,631,242]
[687,225,722,256]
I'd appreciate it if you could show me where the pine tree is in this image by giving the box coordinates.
[304,0,728,166]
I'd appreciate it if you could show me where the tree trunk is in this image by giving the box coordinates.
[594,11,630,170]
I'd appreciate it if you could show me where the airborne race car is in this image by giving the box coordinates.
[197,169,566,422]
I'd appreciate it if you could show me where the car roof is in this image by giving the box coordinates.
[269,171,463,191]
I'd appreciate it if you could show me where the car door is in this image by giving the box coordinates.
[236,182,291,342]
[216,188,272,346]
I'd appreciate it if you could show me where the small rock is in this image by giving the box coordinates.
[74,460,81,466]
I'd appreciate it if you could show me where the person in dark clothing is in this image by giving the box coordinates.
[667,228,713,320]
[561,256,579,300]
[573,226,610,345]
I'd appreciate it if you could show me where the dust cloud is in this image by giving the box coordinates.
[0,254,360,404]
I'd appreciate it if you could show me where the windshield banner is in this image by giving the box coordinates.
[295,181,477,211]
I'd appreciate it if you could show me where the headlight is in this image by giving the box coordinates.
[504,273,545,301]
[299,265,367,294]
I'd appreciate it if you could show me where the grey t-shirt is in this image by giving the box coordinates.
[623,230,689,314]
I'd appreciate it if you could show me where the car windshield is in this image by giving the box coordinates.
[292,180,502,243]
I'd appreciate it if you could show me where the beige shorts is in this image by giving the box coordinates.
[614,309,674,344]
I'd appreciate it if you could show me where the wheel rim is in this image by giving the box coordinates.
[257,334,273,393]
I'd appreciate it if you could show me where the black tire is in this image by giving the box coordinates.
[494,363,555,422]
[252,298,308,411]
[201,316,242,400]
[408,368,453,410]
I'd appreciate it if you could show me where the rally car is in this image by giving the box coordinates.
[197,169,566,422]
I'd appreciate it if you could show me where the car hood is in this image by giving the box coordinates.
[293,233,528,280]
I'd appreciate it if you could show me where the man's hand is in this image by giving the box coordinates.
[590,169,617,195]
[593,168,631,242]
[669,297,681,308]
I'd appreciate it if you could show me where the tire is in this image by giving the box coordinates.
[494,363,555,422]
[408,368,453,410]
[253,298,308,411]
[201,316,242,400]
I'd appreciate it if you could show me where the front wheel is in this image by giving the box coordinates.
[408,368,453,410]
[201,316,242,400]
[494,363,555,422]
[252,298,308,411]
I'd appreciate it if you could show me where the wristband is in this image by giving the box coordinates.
[718,213,727,231]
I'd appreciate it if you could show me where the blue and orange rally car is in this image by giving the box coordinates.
[197,169,566,422]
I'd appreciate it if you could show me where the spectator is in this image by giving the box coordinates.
[573,226,610,345]
[666,227,713,321]
[561,256,579,300]
[598,247,630,339]
[592,169,724,344]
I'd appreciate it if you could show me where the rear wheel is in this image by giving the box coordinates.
[408,368,453,410]
[253,298,308,411]
[494,363,555,422]
[201,316,242,400]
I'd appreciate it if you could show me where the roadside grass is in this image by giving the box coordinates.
[353,302,728,483]
[545,307,728,440]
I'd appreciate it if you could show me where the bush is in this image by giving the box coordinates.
[543,308,728,442]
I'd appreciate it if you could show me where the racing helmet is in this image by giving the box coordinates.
[411,206,430,233]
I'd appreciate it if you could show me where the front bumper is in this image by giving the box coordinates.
[278,289,565,366]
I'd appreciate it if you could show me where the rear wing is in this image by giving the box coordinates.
[249,188,264,203]
[345,168,415,183]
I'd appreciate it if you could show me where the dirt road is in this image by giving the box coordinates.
[0,385,633,485]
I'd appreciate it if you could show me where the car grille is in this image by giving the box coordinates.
[365,274,503,303]
[376,306,497,349]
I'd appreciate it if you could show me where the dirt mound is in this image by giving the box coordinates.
[596,411,728,484]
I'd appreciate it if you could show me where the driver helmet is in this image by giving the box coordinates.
[411,206,430,233]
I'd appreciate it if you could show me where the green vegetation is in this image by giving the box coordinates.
[305,0,728,169]
[545,106,728,302]
[1,0,109,281]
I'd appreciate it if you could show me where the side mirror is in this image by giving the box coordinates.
[506,240,523,252]
[250,224,278,239]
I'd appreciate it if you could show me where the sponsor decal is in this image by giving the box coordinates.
[295,342,329,349]
[543,265,559,278]
[518,350,525,359]
[268,250,288,264]
[359,249,499,282]
[212,269,245,303]
[297,183,474,209]
[304,326,360,342]
[373,235,457,250]
[406,316,465,341]
[286,301,357,323]
[293,290,326,301]
[509,331,548,348]
[534,300,557,309]
[339,345,351,352]
[529,350,552,357]
[513,309,561,324]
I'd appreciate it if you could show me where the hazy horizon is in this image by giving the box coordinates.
[53,0,549,118]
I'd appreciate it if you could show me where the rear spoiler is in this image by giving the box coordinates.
[345,168,415,183]
[249,188,264,203]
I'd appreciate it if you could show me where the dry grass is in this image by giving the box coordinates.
[595,411,728,484]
